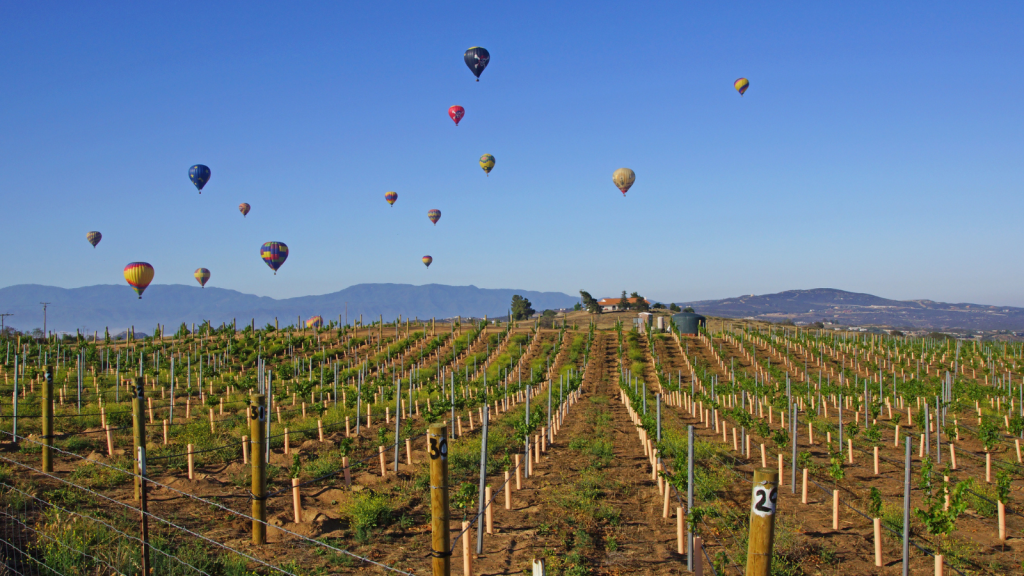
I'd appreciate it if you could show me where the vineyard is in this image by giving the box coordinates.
[0,313,1022,575]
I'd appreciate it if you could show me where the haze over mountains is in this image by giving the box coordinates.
[0,284,580,333]
[2,284,1022,334]
[676,288,1024,331]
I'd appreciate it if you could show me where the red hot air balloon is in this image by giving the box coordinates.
[239,203,251,217]
[422,255,433,268]
[428,209,441,225]
[448,105,465,126]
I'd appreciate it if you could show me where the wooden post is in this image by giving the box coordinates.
[138,444,151,576]
[42,367,53,473]
[694,536,704,576]
[250,394,267,545]
[428,423,451,576]
[132,378,145,500]
[745,468,778,576]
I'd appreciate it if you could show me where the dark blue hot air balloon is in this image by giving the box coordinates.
[464,47,489,81]
[189,164,211,194]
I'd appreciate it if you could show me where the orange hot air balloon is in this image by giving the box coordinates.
[124,262,154,299]
[422,255,433,268]
[734,78,749,96]
[428,209,441,225]
[385,191,398,206]
[449,105,465,126]
[194,268,211,288]
[239,203,250,217]
[306,315,323,329]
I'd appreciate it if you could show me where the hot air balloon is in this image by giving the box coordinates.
[464,47,490,81]
[189,165,211,193]
[124,262,154,299]
[612,168,636,196]
[422,255,433,268]
[239,203,251,217]
[449,105,465,126]
[385,191,398,207]
[428,209,441,225]
[194,268,211,288]
[261,241,288,275]
[86,231,102,248]
[306,315,323,329]
[479,154,495,176]
[734,78,749,96]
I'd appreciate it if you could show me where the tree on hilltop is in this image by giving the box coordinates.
[580,290,601,314]
[511,295,535,321]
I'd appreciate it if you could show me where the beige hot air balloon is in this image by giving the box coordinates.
[612,168,635,196]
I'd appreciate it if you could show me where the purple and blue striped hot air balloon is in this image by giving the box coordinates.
[261,242,288,275]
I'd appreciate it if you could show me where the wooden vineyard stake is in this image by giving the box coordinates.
[745,468,779,576]
[250,394,267,545]
[131,378,145,501]
[41,367,53,473]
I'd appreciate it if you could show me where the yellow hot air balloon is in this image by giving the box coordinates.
[734,78,749,96]
[124,262,154,299]
[612,168,635,196]
[479,154,495,176]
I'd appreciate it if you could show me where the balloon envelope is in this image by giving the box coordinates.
[194,268,211,288]
[734,78,749,96]
[124,262,154,299]
[449,105,465,126]
[261,242,289,274]
[385,191,398,206]
[428,209,441,225]
[422,255,433,268]
[612,168,636,196]
[189,165,211,193]
[239,203,250,217]
[479,154,495,175]
[306,315,323,329]
[86,231,102,248]
[464,47,490,80]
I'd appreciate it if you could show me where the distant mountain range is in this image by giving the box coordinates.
[677,288,1024,331]
[4,285,1020,334]
[0,284,580,333]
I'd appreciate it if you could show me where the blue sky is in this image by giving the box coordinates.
[2,2,1023,305]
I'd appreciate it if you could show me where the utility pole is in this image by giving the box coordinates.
[40,303,50,338]
[0,313,12,335]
